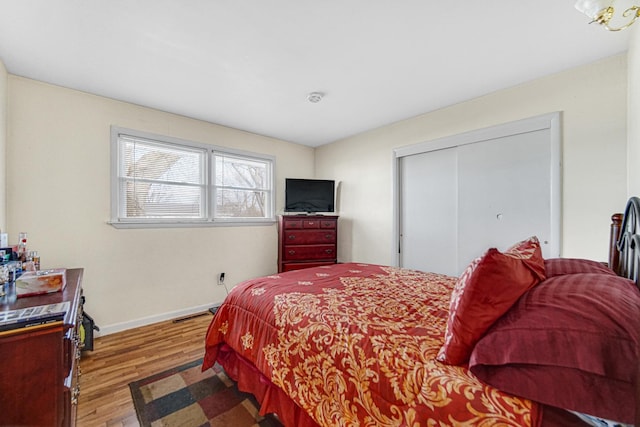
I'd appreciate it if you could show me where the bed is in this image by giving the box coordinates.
[203,198,640,427]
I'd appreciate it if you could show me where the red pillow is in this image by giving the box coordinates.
[469,273,640,424]
[544,257,615,277]
[437,236,546,365]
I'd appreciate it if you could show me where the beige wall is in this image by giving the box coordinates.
[4,47,634,333]
[0,60,6,231]
[6,77,314,334]
[316,54,628,265]
[629,25,640,196]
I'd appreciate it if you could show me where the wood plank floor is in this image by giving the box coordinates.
[76,312,213,426]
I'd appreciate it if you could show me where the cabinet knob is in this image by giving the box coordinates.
[325,249,333,254]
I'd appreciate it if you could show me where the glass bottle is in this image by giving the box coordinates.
[32,251,40,271]
[17,232,27,261]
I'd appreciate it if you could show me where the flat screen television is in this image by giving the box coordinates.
[285,178,335,213]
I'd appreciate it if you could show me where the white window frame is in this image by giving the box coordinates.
[110,126,276,228]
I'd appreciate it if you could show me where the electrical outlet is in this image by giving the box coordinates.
[218,272,225,285]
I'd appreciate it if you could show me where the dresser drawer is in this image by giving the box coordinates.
[283,219,304,229]
[284,230,336,245]
[63,334,73,376]
[282,261,336,272]
[302,219,321,228]
[319,219,336,229]
[63,350,80,427]
[300,218,337,229]
[283,245,336,261]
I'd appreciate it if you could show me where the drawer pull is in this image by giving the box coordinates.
[288,250,296,255]
[308,221,315,226]
[325,249,333,254]
[71,386,80,405]
[288,235,296,240]
[325,234,332,239]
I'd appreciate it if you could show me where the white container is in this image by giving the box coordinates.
[16,268,67,298]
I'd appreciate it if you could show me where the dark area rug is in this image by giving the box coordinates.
[129,358,282,427]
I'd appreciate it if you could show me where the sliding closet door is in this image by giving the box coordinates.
[399,148,458,276]
[395,113,560,276]
[457,129,552,272]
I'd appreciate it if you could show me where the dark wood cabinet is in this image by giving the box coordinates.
[0,268,83,426]
[278,215,338,272]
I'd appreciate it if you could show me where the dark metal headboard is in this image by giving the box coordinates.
[611,196,640,287]
[609,197,640,426]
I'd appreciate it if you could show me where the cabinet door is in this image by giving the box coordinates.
[0,324,65,426]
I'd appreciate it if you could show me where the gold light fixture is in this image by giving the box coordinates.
[575,0,640,31]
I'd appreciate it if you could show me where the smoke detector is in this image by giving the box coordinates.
[307,92,324,103]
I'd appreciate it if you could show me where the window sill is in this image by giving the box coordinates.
[108,219,276,229]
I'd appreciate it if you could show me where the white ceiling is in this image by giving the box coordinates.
[0,1,632,147]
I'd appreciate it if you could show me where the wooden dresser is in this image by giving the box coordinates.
[278,215,338,272]
[0,268,83,426]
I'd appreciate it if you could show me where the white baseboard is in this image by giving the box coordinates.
[95,302,216,336]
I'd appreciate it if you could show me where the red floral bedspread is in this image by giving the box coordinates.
[203,263,537,426]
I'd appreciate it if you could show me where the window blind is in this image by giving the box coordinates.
[111,127,275,227]
[118,135,207,219]
[214,153,272,218]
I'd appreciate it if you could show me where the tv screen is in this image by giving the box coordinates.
[285,178,335,213]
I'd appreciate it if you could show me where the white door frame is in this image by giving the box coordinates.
[391,112,562,267]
